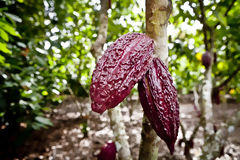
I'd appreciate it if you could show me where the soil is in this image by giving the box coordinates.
[4,95,240,160]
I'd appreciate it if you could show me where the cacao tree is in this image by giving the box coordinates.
[90,1,132,159]
[90,1,180,160]
[138,0,175,159]
[90,34,179,159]
[169,0,240,159]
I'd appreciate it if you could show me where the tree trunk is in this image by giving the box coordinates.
[198,0,214,135]
[201,67,214,135]
[90,0,109,60]
[108,108,132,160]
[139,0,172,159]
[139,116,160,160]
[90,0,132,159]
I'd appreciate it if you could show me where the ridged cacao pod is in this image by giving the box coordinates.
[138,58,179,154]
[90,33,154,113]
[98,142,116,160]
[201,51,211,68]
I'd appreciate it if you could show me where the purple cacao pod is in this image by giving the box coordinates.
[138,58,179,154]
[90,33,154,113]
[98,142,116,160]
[201,51,211,68]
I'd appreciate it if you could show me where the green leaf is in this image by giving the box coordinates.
[0,29,9,42]
[4,12,22,23]
[35,116,53,126]
[0,42,11,54]
[11,74,21,81]
[0,21,21,38]
[0,54,6,64]
[215,12,227,26]
[0,112,4,117]
[41,107,51,111]
[31,122,44,130]
[41,90,48,96]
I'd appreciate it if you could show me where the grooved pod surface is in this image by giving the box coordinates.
[138,58,179,154]
[90,33,154,114]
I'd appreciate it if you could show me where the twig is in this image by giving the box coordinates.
[90,0,109,60]
[198,0,209,51]
[180,122,200,160]
[214,65,240,91]
[214,0,237,28]
[67,87,83,118]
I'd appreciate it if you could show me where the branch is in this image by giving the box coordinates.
[180,122,186,141]
[209,27,214,53]
[180,120,200,160]
[214,0,237,29]
[90,0,109,60]
[189,123,200,142]
[224,0,237,16]
[214,65,240,90]
[188,1,200,20]
[90,1,132,159]
[198,0,209,51]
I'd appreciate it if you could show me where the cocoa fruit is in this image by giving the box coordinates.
[90,33,154,113]
[98,142,116,160]
[138,58,179,154]
[201,51,211,68]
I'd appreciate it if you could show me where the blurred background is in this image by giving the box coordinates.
[0,0,239,159]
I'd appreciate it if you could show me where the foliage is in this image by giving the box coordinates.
[0,0,239,136]
[169,0,240,101]
[0,0,145,131]
[1,0,57,130]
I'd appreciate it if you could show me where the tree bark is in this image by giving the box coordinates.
[90,1,132,160]
[198,0,215,135]
[139,116,160,160]
[108,108,132,160]
[90,0,109,60]
[201,67,214,135]
[139,0,172,159]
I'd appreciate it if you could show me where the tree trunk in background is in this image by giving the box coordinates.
[90,0,108,60]
[201,67,214,135]
[90,0,132,160]
[198,0,214,136]
[139,0,172,159]
[108,108,132,160]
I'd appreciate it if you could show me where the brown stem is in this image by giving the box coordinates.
[139,0,172,159]
[180,122,200,160]
[209,28,214,53]
[90,0,109,60]
[198,0,209,51]
[214,66,240,91]
[198,0,214,136]
[214,0,237,28]
[90,1,132,159]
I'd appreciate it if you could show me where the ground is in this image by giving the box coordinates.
[10,95,240,160]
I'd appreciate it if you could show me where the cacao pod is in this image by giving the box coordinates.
[98,142,116,160]
[201,51,211,68]
[90,33,154,113]
[138,58,179,154]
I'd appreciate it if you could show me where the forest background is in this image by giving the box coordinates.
[0,0,240,159]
